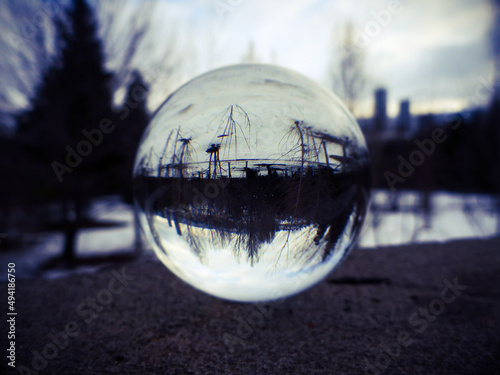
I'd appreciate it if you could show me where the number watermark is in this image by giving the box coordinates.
[7,262,16,368]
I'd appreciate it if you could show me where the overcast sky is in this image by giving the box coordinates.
[1,0,496,121]
[139,0,496,117]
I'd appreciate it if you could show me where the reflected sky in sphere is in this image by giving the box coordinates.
[133,64,371,302]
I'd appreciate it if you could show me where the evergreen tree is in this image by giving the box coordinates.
[17,0,115,260]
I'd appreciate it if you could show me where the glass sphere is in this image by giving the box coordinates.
[133,64,370,302]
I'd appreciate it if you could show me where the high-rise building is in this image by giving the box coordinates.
[374,88,387,131]
[397,99,411,132]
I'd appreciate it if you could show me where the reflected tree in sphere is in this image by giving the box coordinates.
[133,64,371,302]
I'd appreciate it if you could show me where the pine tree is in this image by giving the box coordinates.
[17,0,114,261]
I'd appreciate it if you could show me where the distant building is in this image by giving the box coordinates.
[374,88,387,132]
[416,113,436,133]
[397,99,411,133]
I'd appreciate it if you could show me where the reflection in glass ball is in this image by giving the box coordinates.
[133,64,370,302]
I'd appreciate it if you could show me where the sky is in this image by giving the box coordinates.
[0,0,496,123]
[126,0,496,118]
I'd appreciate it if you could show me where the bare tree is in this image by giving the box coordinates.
[491,0,500,98]
[329,22,366,116]
[241,41,259,63]
[489,0,500,233]
[0,1,62,118]
[0,1,184,123]
[1,0,183,259]
[95,0,184,107]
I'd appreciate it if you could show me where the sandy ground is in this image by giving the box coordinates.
[1,236,500,375]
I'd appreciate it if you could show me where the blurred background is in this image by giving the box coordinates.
[0,0,499,278]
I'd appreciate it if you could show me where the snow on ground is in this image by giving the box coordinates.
[359,190,499,248]
[1,191,499,278]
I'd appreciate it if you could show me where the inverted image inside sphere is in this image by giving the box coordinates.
[133,64,371,302]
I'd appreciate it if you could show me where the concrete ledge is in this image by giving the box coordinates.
[3,237,500,374]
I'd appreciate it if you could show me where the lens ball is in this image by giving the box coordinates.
[133,64,370,302]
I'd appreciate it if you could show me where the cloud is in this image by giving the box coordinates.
[0,0,494,117]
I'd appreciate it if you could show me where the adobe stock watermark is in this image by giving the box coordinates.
[51,118,116,182]
[146,175,231,216]
[51,66,167,183]
[344,0,406,53]
[15,267,135,375]
[7,2,62,51]
[192,178,231,206]
[221,299,285,353]
[384,74,496,191]
[464,75,498,111]
[383,124,453,191]
[261,102,304,130]
[221,275,307,353]
[363,277,467,375]
[212,0,245,20]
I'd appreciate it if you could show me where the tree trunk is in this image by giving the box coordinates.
[63,224,77,261]
[133,211,142,255]
[62,199,81,261]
